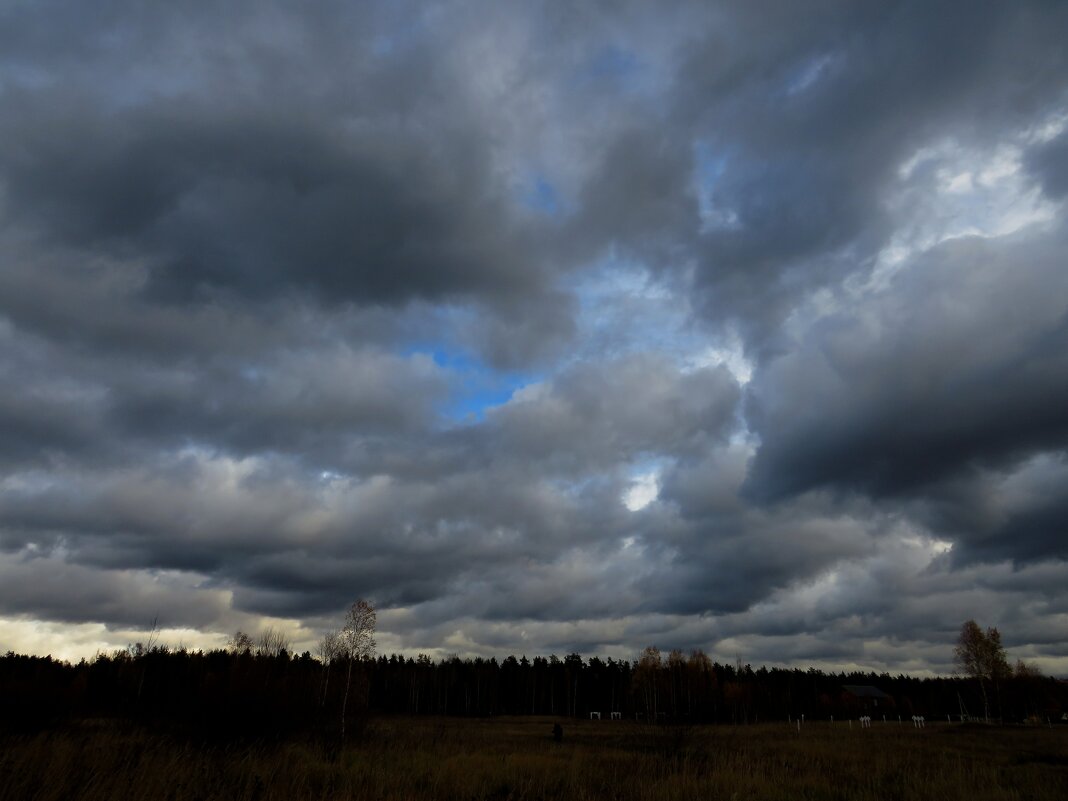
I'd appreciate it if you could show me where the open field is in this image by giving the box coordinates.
[2,717,1066,801]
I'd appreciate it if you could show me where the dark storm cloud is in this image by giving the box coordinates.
[908,454,1068,567]
[0,353,741,624]
[0,1,569,384]
[670,0,1068,346]
[635,448,881,616]
[744,224,1068,506]
[105,345,449,455]
[0,553,229,629]
[0,295,449,472]
[0,94,542,309]
[563,125,700,267]
[1026,129,1068,199]
[1,0,1067,670]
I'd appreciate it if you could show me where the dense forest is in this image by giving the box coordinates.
[2,645,1065,740]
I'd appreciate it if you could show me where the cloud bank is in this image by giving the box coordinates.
[1,0,1066,673]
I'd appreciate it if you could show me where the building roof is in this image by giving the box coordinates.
[842,685,890,699]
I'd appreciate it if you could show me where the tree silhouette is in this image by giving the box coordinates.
[339,599,376,739]
[228,630,254,654]
[317,629,341,708]
[954,620,1009,722]
[256,627,289,658]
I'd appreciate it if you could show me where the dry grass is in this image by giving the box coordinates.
[2,717,1065,800]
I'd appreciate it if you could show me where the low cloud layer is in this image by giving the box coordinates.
[1,0,1066,673]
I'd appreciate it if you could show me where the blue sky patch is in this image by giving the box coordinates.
[521,174,561,216]
[410,345,538,423]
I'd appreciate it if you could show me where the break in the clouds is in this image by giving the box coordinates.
[1,0,1067,673]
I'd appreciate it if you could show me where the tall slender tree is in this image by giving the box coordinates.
[954,620,1009,722]
[318,629,340,707]
[339,599,376,739]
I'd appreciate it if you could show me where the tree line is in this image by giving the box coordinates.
[1,642,1063,739]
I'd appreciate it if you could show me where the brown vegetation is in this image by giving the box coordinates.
[2,716,1066,801]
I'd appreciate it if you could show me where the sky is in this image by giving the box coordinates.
[1,0,1067,675]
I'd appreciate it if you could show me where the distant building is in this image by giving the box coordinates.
[842,685,891,711]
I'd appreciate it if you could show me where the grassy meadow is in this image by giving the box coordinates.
[2,716,1066,801]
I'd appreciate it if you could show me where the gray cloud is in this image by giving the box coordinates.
[1026,129,1068,199]
[485,354,740,472]
[673,0,1068,348]
[1,0,1066,672]
[0,96,544,309]
[0,553,230,630]
[745,224,1068,504]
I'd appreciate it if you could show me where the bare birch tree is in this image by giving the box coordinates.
[955,620,1010,722]
[318,629,341,707]
[256,626,290,658]
[339,599,376,739]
